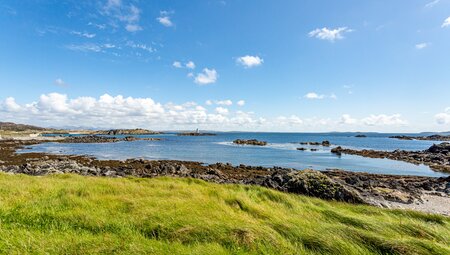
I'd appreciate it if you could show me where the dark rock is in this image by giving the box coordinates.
[233,139,267,146]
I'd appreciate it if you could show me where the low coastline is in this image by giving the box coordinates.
[1,137,449,215]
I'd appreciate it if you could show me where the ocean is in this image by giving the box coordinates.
[24,132,449,177]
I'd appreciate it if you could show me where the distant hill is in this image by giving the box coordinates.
[0,122,48,132]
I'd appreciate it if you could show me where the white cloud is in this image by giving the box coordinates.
[236,55,264,68]
[442,17,450,28]
[339,114,357,125]
[194,68,218,85]
[157,11,173,27]
[304,92,337,100]
[66,43,103,52]
[102,1,142,32]
[215,107,229,115]
[237,100,245,106]
[125,24,142,32]
[415,43,429,49]
[71,31,96,38]
[173,61,182,68]
[55,78,67,87]
[277,115,303,125]
[304,92,325,100]
[435,107,450,125]
[308,27,353,42]
[0,93,267,130]
[216,100,232,106]
[362,114,407,126]
[126,41,154,53]
[205,100,213,105]
[186,61,196,69]
[425,0,440,8]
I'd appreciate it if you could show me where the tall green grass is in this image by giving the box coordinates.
[0,173,448,254]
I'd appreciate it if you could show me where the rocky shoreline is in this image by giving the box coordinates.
[331,143,450,173]
[91,129,162,135]
[59,135,161,143]
[1,139,449,215]
[390,134,450,141]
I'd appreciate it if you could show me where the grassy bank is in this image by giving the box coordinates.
[0,174,448,254]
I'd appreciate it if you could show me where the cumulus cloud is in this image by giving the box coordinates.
[442,17,450,28]
[415,43,429,49]
[173,61,182,68]
[362,114,407,126]
[215,107,229,115]
[185,61,195,69]
[206,100,232,106]
[237,100,245,106]
[0,93,266,130]
[304,92,325,100]
[435,107,450,125]
[236,55,264,68]
[308,27,353,42]
[277,115,303,125]
[194,68,218,85]
[339,114,357,125]
[157,11,173,27]
[125,24,142,32]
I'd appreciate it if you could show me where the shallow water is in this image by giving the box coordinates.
[25,132,449,177]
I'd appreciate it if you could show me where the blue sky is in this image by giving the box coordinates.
[0,0,449,132]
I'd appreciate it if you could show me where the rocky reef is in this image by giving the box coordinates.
[355,134,367,138]
[59,135,161,143]
[299,140,331,146]
[390,134,450,141]
[331,142,450,173]
[233,139,267,146]
[92,129,162,135]
[177,132,216,136]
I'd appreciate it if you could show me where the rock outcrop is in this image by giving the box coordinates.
[233,139,267,146]
[331,143,450,173]
[390,135,450,141]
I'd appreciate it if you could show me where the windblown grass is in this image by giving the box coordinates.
[0,173,448,254]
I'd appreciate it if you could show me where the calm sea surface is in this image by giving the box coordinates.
[23,132,449,177]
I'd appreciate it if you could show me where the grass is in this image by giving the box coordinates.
[0,174,448,254]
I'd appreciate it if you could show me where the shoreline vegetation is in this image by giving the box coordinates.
[0,174,448,254]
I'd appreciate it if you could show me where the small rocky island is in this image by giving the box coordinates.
[389,134,450,141]
[355,134,367,138]
[299,140,331,146]
[233,139,267,146]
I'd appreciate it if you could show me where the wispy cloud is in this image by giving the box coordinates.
[425,0,440,8]
[236,55,264,68]
[66,43,103,52]
[101,0,142,32]
[71,31,96,38]
[309,27,353,42]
